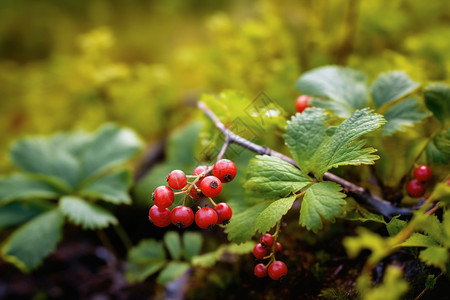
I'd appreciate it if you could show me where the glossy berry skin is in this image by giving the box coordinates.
[215,202,232,225]
[260,233,274,248]
[189,184,204,200]
[200,176,223,198]
[407,179,426,197]
[275,242,282,253]
[254,263,267,278]
[296,95,311,113]
[153,186,174,208]
[413,165,432,182]
[268,261,288,280]
[213,159,237,183]
[149,205,171,227]
[195,207,218,229]
[253,243,268,260]
[193,165,208,185]
[166,170,187,190]
[171,206,194,228]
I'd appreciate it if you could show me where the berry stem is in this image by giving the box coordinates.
[207,197,217,207]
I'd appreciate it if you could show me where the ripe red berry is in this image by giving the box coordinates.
[195,207,218,229]
[260,233,274,248]
[193,165,208,185]
[152,186,174,208]
[214,202,232,225]
[171,206,194,228]
[275,242,282,253]
[413,165,432,182]
[213,159,237,183]
[189,183,204,200]
[200,176,223,198]
[407,179,426,197]
[296,95,311,113]
[149,205,171,227]
[268,261,287,280]
[253,243,268,260]
[254,263,268,278]
[166,170,187,190]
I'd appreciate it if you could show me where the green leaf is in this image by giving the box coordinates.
[0,174,62,204]
[164,231,181,260]
[386,217,407,236]
[299,181,346,232]
[427,138,449,164]
[382,98,430,136]
[191,241,255,268]
[80,170,132,205]
[356,266,409,300]
[255,195,296,234]
[126,239,166,282]
[424,83,450,126]
[224,202,269,243]
[59,196,118,229]
[244,156,312,200]
[295,66,368,117]
[0,200,54,228]
[309,98,352,118]
[343,227,391,265]
[434,129,450,161]
[419,247,449,271]
[1,209,64,272]
[157,262,190,285]
[413,214,447,246]
[371,71,420,109]
[397,233,440,248]
[340,198,386,224]
[182,232,203,262]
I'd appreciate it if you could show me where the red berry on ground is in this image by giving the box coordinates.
[413,165,432,182]
[253,243,268,260]
[171,206,195,228]
[149,205,171,227]
[213,159,237,183]
[260,233,274,248]
[193,165,208,185]
[268,261,288,280]
[254,263,268,278]
[189,184,204,200]
[167,170,187,190]
[152,186,174,208]
[195,207,218,229]
[296,95,312,113]
[275,242,282,253]
[200,176,223,198]
[214,202,233,225]
[407,179,426,198]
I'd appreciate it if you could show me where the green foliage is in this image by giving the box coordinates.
[164,231,182,261]
[0,200,54,228]
[356,266,409,300]
[343,227,391,265]
[191,241,255,268]
[255,195,296,234]
[371,71,420,109]
[424,83,450,126]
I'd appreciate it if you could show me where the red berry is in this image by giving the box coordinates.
[149,205,171,227]
[171,206,194,228]
[214,202,232,225]
[193,165,208,185]
[275,242,282,253]
[254,263,267,278]
[260,233,274,248]
[213,159,237,183]
[200,176,223,198]
[167,170,187,190]
[253,243,268,260]
[152,186,174,208]
[296,95,311,113]
[407,179,426,197]
[195,207,218,229]
[189,183,204,200]
[413,165,432,182]
[268,261,287,280]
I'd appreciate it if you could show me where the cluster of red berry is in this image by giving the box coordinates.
[253,233,287,280]
[406,165,432,198]
[148,159,236,230]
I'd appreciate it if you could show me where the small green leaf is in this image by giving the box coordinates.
[419,247,448,271]
[126,239,166,282]
[397,233,440,248]
[382,98,430,136]
[413,214,446,246]
[59,196,118,229]
[191,241,255,268]
[386,217,407,236]
[0,200,54,228]
[157,262,190,285]
[80,170,132,205]
[299,182,346,232]
[1,209,64,272]
[182,232,203,262]
[255,195,296,234]
[164,231,181,261]
[356,266,409,300]
[224,202,269,243]
[424,83,450,126]
[371,71,420,109]
[0,174,62,204]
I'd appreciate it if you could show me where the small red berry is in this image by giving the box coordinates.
[193,165,208,185]
[275,242,282,253]
[149,205,171,227]
[268,261,287,280]
[195,207,218,229]
[152,186,174,208]
[253,243,268,260]
[189,183,204,200]
[296,95,311,113]
[171,206,194,228]
[407,179,426,197]
[260,233,274,248]
[167,170,187,190]
[213,159,237,183]
[214,202,232,225]
[200,176,223,198]
[413,165,432,182]
[254,263,267,278]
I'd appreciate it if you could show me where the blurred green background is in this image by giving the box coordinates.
[1,0,450,173]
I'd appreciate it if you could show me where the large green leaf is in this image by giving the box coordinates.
[157,262,190,285]
[224,202,269,243]
[255,195,296,234]
[182,232,203,262]
[1,209,64,272]
[0,174,62,204]
[59,196,118,229]
[80,170,132,205]
[126,239,166,282]
[424,83,450,126]
[371,71,420,109]
[299,181,346,232]
[0,200,54,228]
[382,98,430,136]
[164,231,181,261]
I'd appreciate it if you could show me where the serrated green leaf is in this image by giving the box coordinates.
[80,170,132,205]
[381,98,430,136]
[434,129,450,161]
[413,214,446,246]
[396,233,440,248]
[357,266,409,300]
[371,71,420,109]
[343,227,391,265]
[1,209,64,272]
[157,261,190,285]
[427,138,449,164]
[386,217,407,236]
[0,200,54,228]
[0,174,62,204]
[430,182,450,207]
[419,247,449,271]
[255,195,296,234]
[424,83,450,126]
[126,239,166,282]
[224,202,269,243]
[244,156,311,200]
[340,198,386,224]
[59,196,118,229]
[191,241,255,268]
[309,98,352,118]
[164,231,181,260]
[182,232,203,262]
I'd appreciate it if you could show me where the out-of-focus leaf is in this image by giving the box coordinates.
[419,247,448,271]
[356,266,409,300]
[164,231,181,261]
[157,262,190,285]
[340,198,386,224]
[0,174,62,204]
[382,98,430,136]
[80,170,132,205]
[434,129,450,160]
[182,232,203,262]
[427,138,449,164]
[386,217,407,236]
[371,71,419,109]
[255,195,296,234]
[343,227,391,265]
[396,233,439,248]
[0,200,54,228]
[424,83,450,126]
[191,241,255,268]
[126,239,166,282]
